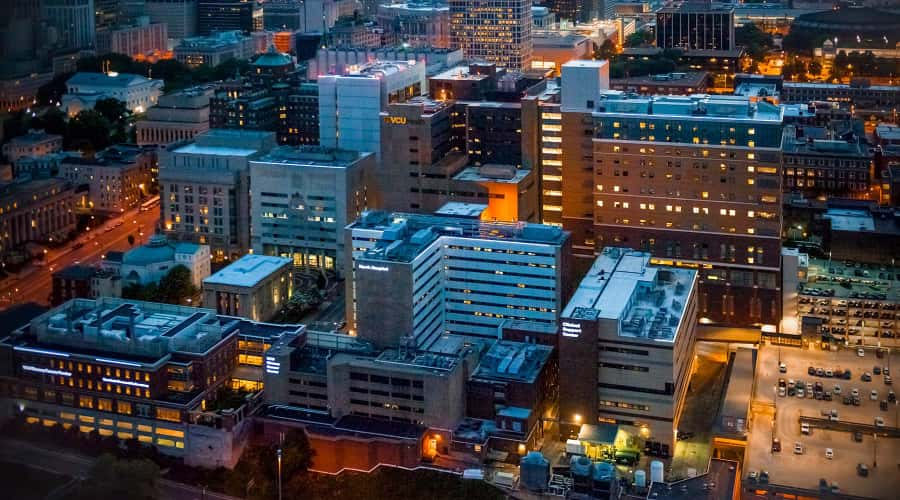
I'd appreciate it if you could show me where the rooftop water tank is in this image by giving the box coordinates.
[634,469,647,488]
[650,460,665,484]
[571,456,593,478]
[520,451,550,491]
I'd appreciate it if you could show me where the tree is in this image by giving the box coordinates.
[158,265,197,304]
[624,30,653,48]
[808,60,823,77]
[735,23,773,60]
[594,39,618,61]
[93,97,129,124]
[66,110,112,152]
[127,234,136,246]
[33,107,67,136]
[225,430,314,500]
[37,72,74,105]
[67,453,160,500]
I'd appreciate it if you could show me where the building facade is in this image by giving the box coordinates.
[159,129,277,261]
[0,178,76,255]
[145,0,198,40]
[62,72,164,116]
[96,21,169,57]
[121,235,211,288]
[449,0,533,70]
[559,248,699,452]
[202,254,293,322]
[41,0,96,50]
[656,3,735,52]
[249,146,377,276]
[376,1,451,49]
[59,145,155,214]
[137,85,214,146]
[2,130,64,164]
[197,0,263,35]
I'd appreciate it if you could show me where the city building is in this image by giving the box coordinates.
[121,234,211,288]
[159,129,277,261]
[145,0,198,40]
[783,132,874,200]
[59,145,155,214]
[347,209,571,349]
[41,0,96,50]
[330,17,393,48]
[197,0,263,35]
[265,0,341,33]
[531,6,556,29]
[449,0,533,70]
[2,130,63,164]
[62,72,164,116]
[202,254,292,322]
[0,297,304,467]
[306,46,463,80]
[656,2,735,52]
[249,146,378,276]
[174,31,261,67]
[780,82,900,114]
[96,19,169,57]
[51,265,122,305]
[610,72,709,96]
[283,82,320,146]
[0,0,41,61]
[136,85,215,146]
[376,1,451,49]
[0,71,53,113]
[560,61,786,326]
[531,32,592,75]
[0,178,76,256]
[558,247,699,453]
[13,152,82,180]
[318,60,427,157]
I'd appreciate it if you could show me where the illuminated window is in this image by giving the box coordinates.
[155,407,180,423]
[97,398,113,412]
[117,401,132,415]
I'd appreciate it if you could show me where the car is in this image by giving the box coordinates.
[858,348,865,357]
[771,439,781,453]
[876,349,885,359]
[881,400,889,411]
[793,442,803,454]
[796,388,805,398]
[854,431,863,442]
[874,366,882,375]
[748,471,758,482]
[833,384,842,395]
[778,378,786,388]
[759,471,769,484]
[825,448,834,459]
[829,410,839,421]
[816,368,825,377]
[871,390,878,400]
[806,382,813,393]
[808,366,816,375]
[886,375,893,385]
[779,363,787,373]
[819,478,829,492]
[825,369,834,377]
[857,463,869,477]
[853,397,861,406]
[778,386,786,397]
[889,390,896,403]
[823,391,832,401]
[801,423,810,435]
[851,388,860,397]
[862,372,872,382]
[874,416,885,427]
[884,367,890,376]
[834,369,845,378]
[842,396,852,405]
[843,369,852,380]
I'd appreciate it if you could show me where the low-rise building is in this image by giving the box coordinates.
[121,234,210,288]
[62,72,164,116]
[0,178,77,255]
[59,145,155,214]
[96,20,168,57]
[12,152,81,180]
[610,71,709,96]
[202,254,292,322]
[783,132,874,200]
[2,129,63,164]
[249,146,378,276]
[376,2,451,49]
[136,85,215,146]
[174,31,267,68]
[559,247,699,454]
[51,265,122,305]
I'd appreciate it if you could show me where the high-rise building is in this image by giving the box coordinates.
[318,60,426,158]
[158,129,277,261]
[449,0,533,70]
[376,1,451,49]
[145,0,198,40]
[42,0,97,50]
[249,146,378,277]
[197,0,263,35]
[0,0,41,60]
[346,208,571,349]
[560,61,786,326]
[558,247,698,451]
[263,0,340,33]
[656,1,734,52]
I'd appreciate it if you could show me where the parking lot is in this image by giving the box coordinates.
[746,343,900,499]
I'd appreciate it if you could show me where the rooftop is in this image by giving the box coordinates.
[824,208,876,233]
[4,129,61,146]
[176,31,252,50]
[252,146,371,168]
[203,254,291,288]
[67,72,159,89]
[452,164,531,184]
[783,137,871,158]
[123,234,203,266]
[562,247,697,343]
[876,123,900,141]
[594,92,783,123]
[433,202,487,219]
[350,211,568,264]
[60,144,151,167]
[612,71,708,88]
[471,341,553,384]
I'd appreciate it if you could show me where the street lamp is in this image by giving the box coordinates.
[277,447,283,500]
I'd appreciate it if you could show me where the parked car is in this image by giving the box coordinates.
[857,463,869,477]
[748,471,758,482]
[780,363,787,373]
[824,369,834,377]
[874,417,885,428]
[801,423,811,435]
[858,348,865,357]
[833,384,842,395]
[853,432,863,442]
[759,471,769,484]
[886,375,892,385]
[880,400,888,411]
[825,448,834,459]
[778,387,786,397]
[871,390,878,401]
[793,442,804,454]
[862,372,872,382]
[771,439,781,453]
[874,366,882,375]
[808,366,816,375]
[851,388,860,397]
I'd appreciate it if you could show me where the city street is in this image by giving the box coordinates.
[0,206,160,309]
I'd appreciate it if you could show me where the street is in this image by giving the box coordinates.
[0,206,160,309]
[0,438,238,500]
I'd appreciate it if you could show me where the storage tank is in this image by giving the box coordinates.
[650,460,665,484]
[520,451,550,492]
[592,461,615,496]
[634,469,647,488]
[571,456,593,493]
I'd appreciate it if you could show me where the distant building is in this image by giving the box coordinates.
[347,209,571,349]
[656,2,735,52]
[318,60,427,157]
[0,178,76,255]
[783,133,874,200]
[559,248,699,452]
[96,20,169,57]
[305,46,463,80]
[449,0,533,69]
[197,0,263,35]
[531,31,592,75]
[51,265,122,305]
[174,31,261,67]
[137,85,215,146]
[376,1,451,49]
[610,71,709,96]
[121,234,211,288]
[331,17,393,48]
[263,0,340,33]
[13,152,82,180]
[202,254,292,322]
[42,0,96,50]
[2,130,63,164]
[249,146,378,276]
[159,129,277,260]
[62,72,164,116]
[781,82,900,113]
[145,0,198,40]
[59,145,155,214]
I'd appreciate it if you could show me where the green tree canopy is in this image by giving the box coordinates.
[66,110,112,152]
[225,429,315,500]
[67,453,159,500]
[594,39,618,61]
[93,97,129,124]
[736,23,774,60]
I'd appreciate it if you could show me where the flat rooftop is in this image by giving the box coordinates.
[595,92,783,122]
[824,208,875,232]
[351,211,568,263]
[562,247,696,343]
[430,65,492,82]
[203,254,291,288]
[172,143,258,157]
[716,347,755,437]
[471,341,553,384]
[252,146,369,168]
[452,164,531,184]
